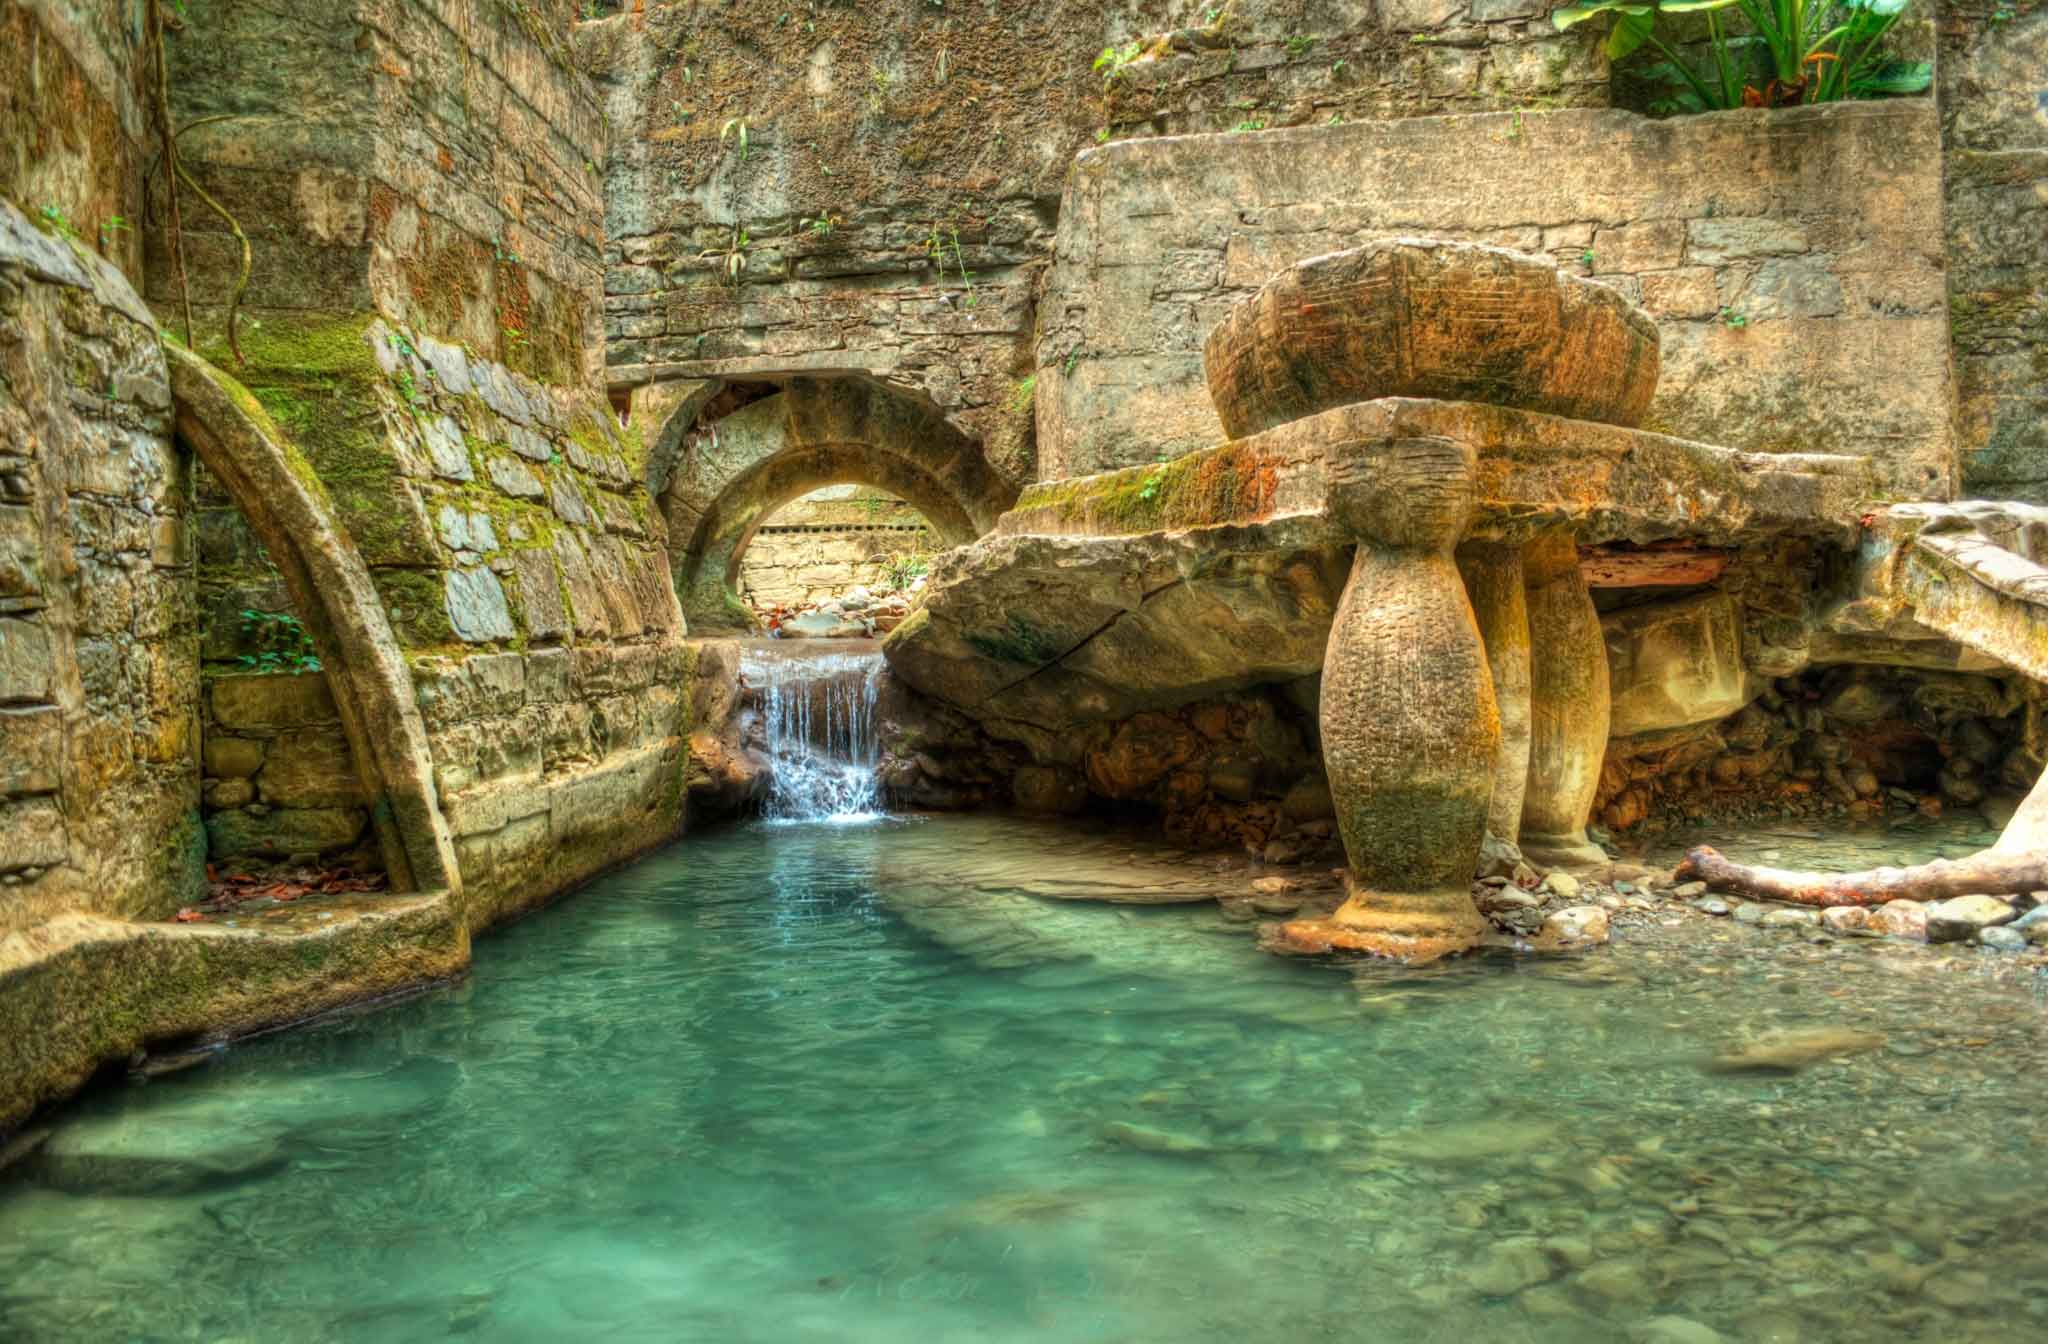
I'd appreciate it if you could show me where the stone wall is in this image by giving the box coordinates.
[0,202,199,932]
[739,526,932,612]
[139,0,694,928]
[1938,0,2048,501]
[579,0,1602,486]
[1038,102,1954,499]
[0,0,149,282]
[157,0,605,386]
[200,671,378,871]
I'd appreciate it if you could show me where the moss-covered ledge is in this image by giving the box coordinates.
[0,893,466,1136]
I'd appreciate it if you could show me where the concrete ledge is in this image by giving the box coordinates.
[0,894,468,1135]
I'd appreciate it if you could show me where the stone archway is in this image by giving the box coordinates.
[167,346,459,897]
[655,375,1017,629]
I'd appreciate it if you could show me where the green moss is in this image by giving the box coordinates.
[965,612,1067,665]
[370,568,455,648]
[1013,441,1282,536]
[192,312,383,381]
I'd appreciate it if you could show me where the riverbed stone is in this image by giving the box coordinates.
[1924,894,2016,943]
[1466,1238,1555,1296]
[1977,925,2027,952]
[1869,899,1929,939]
[1821,905,1870,934]
[1540,905,1610,947]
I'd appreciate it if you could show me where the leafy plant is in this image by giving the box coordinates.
[37,204,78,241]
[1551,0,1930,110]
[714,226,750,284]
[236,610,321,675]
[1093,41,1143,89]
[1229,117,1268,132]
[1720,305,1749,327]
[803,213,840,237]
[1009,374,1037,415]
[881,551,931,592]
[98,214,131,250]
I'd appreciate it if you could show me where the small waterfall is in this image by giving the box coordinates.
[743,642,886,823]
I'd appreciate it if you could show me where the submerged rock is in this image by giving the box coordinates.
[1704,1027,1885,1075]
[1098,1120,1214,1157]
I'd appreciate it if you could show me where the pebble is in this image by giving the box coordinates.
[1672,881,1708,899]
[1542,871,1581,900]
[1465,1238,1553,1296]
[1976,925,2027,952]
[1630,1318,1726,1344]
[1690,897,1731,916]
[1760,908,1820,929]
[1733,903,1767,925]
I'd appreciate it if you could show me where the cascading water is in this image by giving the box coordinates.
[742,641,886,823]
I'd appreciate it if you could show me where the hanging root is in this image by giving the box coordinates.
[1674,844,2048,908]
[152,1,191,347]
[152,5,251,363]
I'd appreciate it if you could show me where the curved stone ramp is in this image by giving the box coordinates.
[167,345,459,897]
[0,896,465,1135]
[657,376,1019,628]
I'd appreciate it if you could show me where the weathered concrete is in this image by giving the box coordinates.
[1040,103,1953,497]
[1458,541,1531,843]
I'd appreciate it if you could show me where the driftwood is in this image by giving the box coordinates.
[1674,844,2048,907]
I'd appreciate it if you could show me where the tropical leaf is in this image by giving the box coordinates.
[1849,58,1932,95]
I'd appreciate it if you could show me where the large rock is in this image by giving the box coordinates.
[1603,593,1750,736]
[1205,239,1660,438]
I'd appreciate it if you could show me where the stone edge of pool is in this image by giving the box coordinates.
[0,894,468,1138]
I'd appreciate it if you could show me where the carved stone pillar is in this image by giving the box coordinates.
[1281,436,1498,962]
[1520,529,1611,868]
[1457,541,1532,845]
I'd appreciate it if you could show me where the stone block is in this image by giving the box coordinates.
[0,505,42,602]
[420,415,473,481]
[210,672,340,730]
[486,456,545,499]
[204,806,365,859]
[444,567,515,643]
[0,616,53,704]
[1603,593,1750,736]
[256,727,364,809]
[1592,219,1686,273]
[202,735,267,779]
[0,707,63,795]
[0,797,68,870]
[1639,268,1719,319]
[1686,217,1809,265]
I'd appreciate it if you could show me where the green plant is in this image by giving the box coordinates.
[924,225,977,305]
[720,116,751,162]
[1720,305,1749,327]
[1095,126,1112,144]
[1229,117,1267,132]
[716,226,750,284]
[1136,466,1166,503]
[1551,0,1930,111]
[1580,248,1597,267]
[881,551,931,591]
[1009,374,1037,415]
[98,214,131,249]
[235,610,322,675]
[37,204,78,241]
[1285,34,1315,56]
[867,65,895,113]
[1094,40,1144,89]
[804,213,840,236]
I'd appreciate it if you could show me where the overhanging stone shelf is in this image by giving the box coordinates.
[886,239,1872,963]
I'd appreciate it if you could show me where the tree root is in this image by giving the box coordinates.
[1674,844,2048,907]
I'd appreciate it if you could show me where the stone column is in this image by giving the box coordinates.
[1457,541,1532,845]
[1282,436,1498,962]
[1520,529,1611,868]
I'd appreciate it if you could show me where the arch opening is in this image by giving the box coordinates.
[735,486,940,622]
[651,373,1017,632]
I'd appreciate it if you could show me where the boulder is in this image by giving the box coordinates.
[1602,593,1750,737]
[1013,764,1088,814]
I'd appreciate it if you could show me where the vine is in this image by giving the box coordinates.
[152,2,252,363]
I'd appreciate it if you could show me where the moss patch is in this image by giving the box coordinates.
[1014,440,1283,536]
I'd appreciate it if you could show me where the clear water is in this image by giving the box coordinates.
[745,642,884,824]
[6,814,2048,1343]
